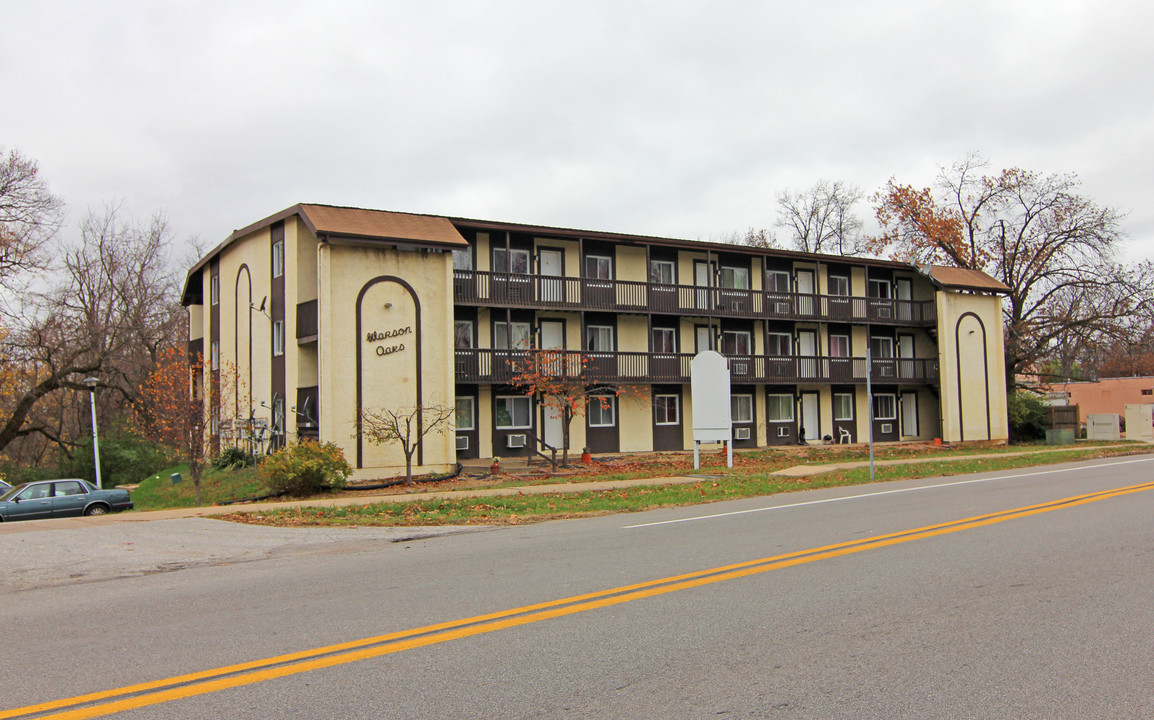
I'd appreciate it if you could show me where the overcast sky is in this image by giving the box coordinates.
[4,1,1153,266]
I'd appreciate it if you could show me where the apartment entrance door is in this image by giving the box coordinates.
[540,320,565,449]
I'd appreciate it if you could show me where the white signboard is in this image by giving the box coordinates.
[690,351,732,468]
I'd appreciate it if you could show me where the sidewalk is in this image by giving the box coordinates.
[0,443,1132,535]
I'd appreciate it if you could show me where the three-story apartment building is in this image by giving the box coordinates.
[182,204,1009,478]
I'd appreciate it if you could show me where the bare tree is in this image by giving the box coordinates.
[0,204,183,459]
[871,154,1154,390]
[0,146,64,287]
[359,404,457,485]
[775,180,866,255]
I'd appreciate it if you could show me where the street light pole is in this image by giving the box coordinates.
[83,377,103,490]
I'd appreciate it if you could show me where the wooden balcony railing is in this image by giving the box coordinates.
[454,348,938,385]
[296,299,318,341]
[453,270,936,325]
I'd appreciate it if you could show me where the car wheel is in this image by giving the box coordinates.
[84,504,110,516]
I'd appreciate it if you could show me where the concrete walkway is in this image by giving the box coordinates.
[0,443,1133,535]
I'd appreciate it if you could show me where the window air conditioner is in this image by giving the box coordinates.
[456,435,469,451]
[881,423,893,434]
[506,434,527,449]
[735,427,751,441]
[774,301,791,314]
[733,362,749,375]
[776,427,790,438]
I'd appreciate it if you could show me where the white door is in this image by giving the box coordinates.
[540,320,565,448]
[901,392,918,437]
[796,269,815,316]
[695,261,713,310]
[898,334,915,379]
[800,392,820,442]
[797,329,817,380]
[696,326,713,353]
[540,249,563,302]
[896,277,912,321]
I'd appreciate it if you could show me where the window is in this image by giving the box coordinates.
[586,325,614,352]
[1144,389,1153,396]
[719,266,750,290]
[722,330,751,355]
[493,248,530,274]
[452,248,472,271]
[766,270,791,293]
[494,321,531,349]
[53,481,84,497]
[828,275,850,296]
[830,335,850,357]
[650,260,675,285]
[766,333,792,356]
[585,255,613,280]
[272,239,285,278]
[870,336,894,359]
[454,321,474,349]
[455,397,475,431]
[272,320,285,356]
[767,394,794,422]
[732,394,753,424]
[654,394,680,425]
[868,278,892,299]
[210,274,219,306]
[833,393,854,421]
[210,340,220,370]
[652,327,676,353]
[874,394,897,420]
[588,395,616,427]
[495,396,531,429]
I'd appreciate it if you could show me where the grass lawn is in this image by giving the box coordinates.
[131,464,267,510]
[216,442,1149,528]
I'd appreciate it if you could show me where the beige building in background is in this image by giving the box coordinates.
[182,204,1010,478]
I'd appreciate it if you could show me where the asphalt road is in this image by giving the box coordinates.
[5,454,1154,719]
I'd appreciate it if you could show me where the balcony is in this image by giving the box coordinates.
[455,348,939,386]
[453,270,936,326]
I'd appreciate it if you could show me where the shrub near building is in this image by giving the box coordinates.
[259,441,352,496]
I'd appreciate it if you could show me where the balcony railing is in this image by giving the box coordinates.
[453,270,936,325]
[455,348,938,385]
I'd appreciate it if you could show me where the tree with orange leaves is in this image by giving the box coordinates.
[135,347,235,504]
[508,347,644,467]
[871,153,1154,390]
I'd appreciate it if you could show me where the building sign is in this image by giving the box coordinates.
[367,325,412,356]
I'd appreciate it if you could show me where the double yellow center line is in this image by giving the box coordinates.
[8,479,1154,720]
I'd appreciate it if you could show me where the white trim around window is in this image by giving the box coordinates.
[455,397,475,431]
[272,239,285,278]
[833,392,854,421]
[732,394,754,424]
[588,395,616,427]
[654,394,680,425]
[873,393,897,420]
[767,394,794,422]
[272,320,285,356]
[495,395,532,429]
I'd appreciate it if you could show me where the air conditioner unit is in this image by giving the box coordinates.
[774,301,791,314]
[456,435,469,451]
[881,423,893,434]
[776,426,790,438]
[880,366,895,377]
[506,434,527,449]
[735,427,751,440]
[877,306,893,319]
[733,362,749,375]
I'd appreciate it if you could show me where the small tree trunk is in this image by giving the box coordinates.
[405,447,414,486]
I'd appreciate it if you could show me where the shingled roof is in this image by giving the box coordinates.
[925,265,1011,293]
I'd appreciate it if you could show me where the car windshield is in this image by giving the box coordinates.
[0,484,28,501]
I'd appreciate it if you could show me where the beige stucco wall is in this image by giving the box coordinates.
[935,290,1008,443]
[319,242,456,478]
[214,226,271,426]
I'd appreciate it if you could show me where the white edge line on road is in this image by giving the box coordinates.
[622,455,1154,529]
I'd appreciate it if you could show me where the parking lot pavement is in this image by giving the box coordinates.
[0,517,482,593]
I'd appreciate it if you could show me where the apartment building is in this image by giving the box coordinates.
[182,204,1010,478]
